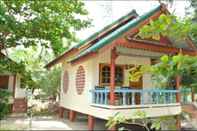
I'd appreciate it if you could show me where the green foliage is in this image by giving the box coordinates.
[6,45,61,99]
[0,55,25,75]
[106,111,176,130]
[0,0,90,55]
[129,54,197,89]
[151,116,176,130]
[106,110,147,129]
[37,67,61,99]
[0,89,11,120]
[138,14,196,42]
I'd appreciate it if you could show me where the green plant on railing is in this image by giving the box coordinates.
[0,89,11,120]
[106,110,176,130]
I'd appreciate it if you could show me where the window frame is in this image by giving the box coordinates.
[99,63,124,86]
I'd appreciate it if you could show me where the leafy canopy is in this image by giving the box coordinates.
[0,0,90,55]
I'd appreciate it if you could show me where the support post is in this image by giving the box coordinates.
[175,115,181,130]
[110,48,117,105]
[176,76,181,103]
[58,107,64,119]
[69,110,76,122]
[88,115,95,131]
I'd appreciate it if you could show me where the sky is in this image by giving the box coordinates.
[75,0,190,43]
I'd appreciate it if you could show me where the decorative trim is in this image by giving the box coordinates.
[76,66,85,95]
[116,38,197,56]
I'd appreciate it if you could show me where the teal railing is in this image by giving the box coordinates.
[181,88,192,104]
[90,88,192,106]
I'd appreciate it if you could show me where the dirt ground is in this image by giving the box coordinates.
[0,113,107,130]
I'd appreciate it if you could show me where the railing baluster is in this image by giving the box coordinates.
[123,92,126,105]
[104,92,107,105]
[132,92,135,105]
[141,91,144,104]
[156,92,159,104]
[163,92,166,104]
[96,92,99,104]
[100,92,103,104]
[92,91,95,103]
[170,92,173,103]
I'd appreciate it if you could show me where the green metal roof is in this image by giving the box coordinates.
[70,5,162,62]
[73,9,138,49]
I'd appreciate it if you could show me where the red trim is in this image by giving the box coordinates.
[45,48,78,69]
[116,39,197,56]
[88,115,95,131]
[71,52,97,66]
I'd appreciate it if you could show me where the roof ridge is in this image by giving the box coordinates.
[73,9,138,49]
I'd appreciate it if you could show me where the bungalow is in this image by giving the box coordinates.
[46,4,197,130]
[0,47,27,113]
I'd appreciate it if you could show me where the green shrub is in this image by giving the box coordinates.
[0,89,11,120]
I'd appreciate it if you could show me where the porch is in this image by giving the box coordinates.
[90,88,192,108]
[91,42,190,107]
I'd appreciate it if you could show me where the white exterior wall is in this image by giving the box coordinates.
[60,58,95,115]
[58,49,182,120]
[14,75,26,98]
